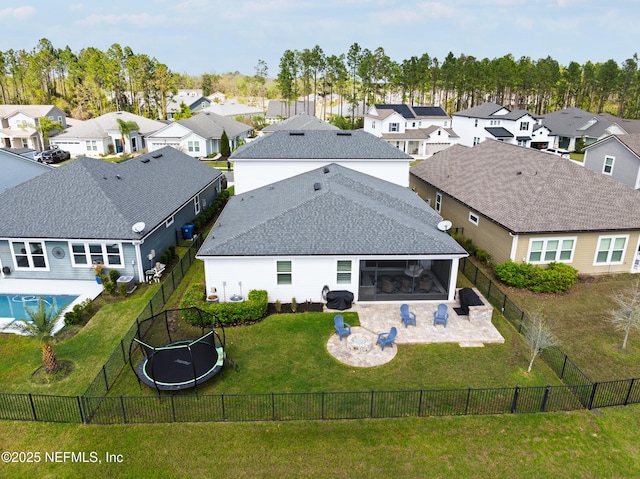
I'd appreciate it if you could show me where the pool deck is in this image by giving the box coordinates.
[0,279,103,335]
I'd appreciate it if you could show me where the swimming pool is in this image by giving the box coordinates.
[0,294,78,323]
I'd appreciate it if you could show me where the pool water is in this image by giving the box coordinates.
[0,294,78,322]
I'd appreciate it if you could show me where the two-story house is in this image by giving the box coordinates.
[364,104,457,158]
[0,105,67,151]
[583,134,640,189]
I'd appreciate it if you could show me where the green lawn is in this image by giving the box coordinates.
[504,274,640,381]
[1,405,639,478]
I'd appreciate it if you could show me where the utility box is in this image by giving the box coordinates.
[116,275,137,294]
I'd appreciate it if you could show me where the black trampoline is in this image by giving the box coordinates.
[129,308,226,392]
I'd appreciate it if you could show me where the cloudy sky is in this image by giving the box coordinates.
[1,1,638,76]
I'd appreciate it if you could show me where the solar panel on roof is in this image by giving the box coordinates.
[375,104,414,118]
[413,106,446,117]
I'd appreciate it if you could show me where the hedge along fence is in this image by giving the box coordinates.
[180,286,268,325]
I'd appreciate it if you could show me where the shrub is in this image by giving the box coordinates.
[275,300,282,313]
[180,285,268,325]
[291,297,297,313]
[494,260,577,293]
[63,298,94,327]
[109,269,120,283]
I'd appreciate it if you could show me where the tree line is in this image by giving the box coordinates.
[276,43,640,119]
[2,38,640,121]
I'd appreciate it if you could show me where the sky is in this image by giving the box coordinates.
[1,0,639,77]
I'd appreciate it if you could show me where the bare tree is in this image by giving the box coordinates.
[609,279,640,350]
[524,311,558,373]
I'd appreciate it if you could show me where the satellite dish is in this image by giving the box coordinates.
[132,222,146,234]
[437,220,452,232]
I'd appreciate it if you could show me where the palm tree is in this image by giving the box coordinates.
[14,298,62,373]
[116,118,139,153]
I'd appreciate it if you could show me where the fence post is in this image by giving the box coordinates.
[120,396,127,424]
[171,395,176,422]
[221,394,225,421]
[511,386,520,413]
[28,393,37,421]
[502,295,507,314]
[120,340,126,363]
[76,396,85,423]
[321,391,325,420]
[541,386,550,412]
[624,378,636,406]
[588,383,598,410]
[370,391,375,418]
[418,390,423,417]
[102,365,109,392]
[465,388,471,415]
[560,355,568,380]
[271,392,275,421]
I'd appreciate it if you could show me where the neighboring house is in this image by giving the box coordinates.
[197,164,467,304]
[540,107,640,151]
[201,102,264,119]
[0,147,224,283]
[410,140,640,275]
[147,111,253,158]
[583,134,640,189]
[0,148,51,192]
[207,91,226,103]
[50,111,166,157]
[166,89,212,120]
[0,105,67,151]
[364,104,457,158]
[231,130,413,194]
[265,101,315,124]
[259,112,339,136]
[451,102,542,148]
[326,102,368,119]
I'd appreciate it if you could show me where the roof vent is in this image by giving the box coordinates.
[116,174,121,180]
[313,182,322,191]
[152,153,162,158]
[289,131,304,136]
[141,158,150,163]
[337,132,352,136]
[323,166,330,174]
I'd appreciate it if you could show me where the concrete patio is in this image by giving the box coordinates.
[326,288,505,367]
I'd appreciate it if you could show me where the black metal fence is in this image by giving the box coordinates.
[3,250,640,424]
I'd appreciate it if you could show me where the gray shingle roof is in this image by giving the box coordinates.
[0,147,222,240]
[231,130,412,160]
[55,111,165,138]
[261,112,339,133]
[410,140,640,234]
[198,164,467,257]
[453,102,537,121]
[176,111,252,139]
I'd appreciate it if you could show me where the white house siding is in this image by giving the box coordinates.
[234,159,409,194]
[49,137,111,157]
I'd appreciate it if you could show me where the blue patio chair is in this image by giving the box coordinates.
[334,314,351,341]
[400,304,416,328]
[433,304,449,328]
[377,326,397,351]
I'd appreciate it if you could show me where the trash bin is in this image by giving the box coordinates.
[181,224,194,240]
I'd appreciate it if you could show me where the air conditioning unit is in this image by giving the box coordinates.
[116,275,137,294]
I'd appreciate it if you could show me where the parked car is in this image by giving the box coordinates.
[35,148,71,164]
[543,148,570,159]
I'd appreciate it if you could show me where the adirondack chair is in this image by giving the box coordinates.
[377,326,397,351]
[334,314,351,341]
[400,304,416,328]
[433,304,449,328]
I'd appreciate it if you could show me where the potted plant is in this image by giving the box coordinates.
[93,263,104,284]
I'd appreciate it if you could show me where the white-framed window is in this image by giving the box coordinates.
[57,116,63,124]
[444,121,448,127]
[517,139,527,146]
[389,123,399,132]
[603,156,615,175]
[70,242,123,267]
[411,122,416,128]
[165,216,174,227]
[337,260,352,284]
[371,121,375,129]
[276,260,292,285]
[473,137,481,146]
[21,139,28,147]
[468,212,479,226]
[194,195,201,214]
[594,235,628,265]
[520,121,529,130]
[528,238,576,263]
[435,192,442,213]
[188,141,200,152]
[474,119,478,127]
[86,140,98,151]
[11,241,47,269]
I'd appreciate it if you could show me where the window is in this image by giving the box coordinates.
[411,122,416,128]
[595,236,627,265]
[520,121,529,130]
[371,121,375,129]
[11,241,47,269]
[468,212,479,226]
[277,261,292,284]
[603,156,615,175]
[437,130,441,136]
[337,260,352,284]
[473,137,481,146]
[188,141,200,152]
[86,140,98,151]
[21,139,28,147]
[57,116,63,124]
[528,238,575,263]
[165,216,174,227]
[389,123,399,132]
[194,195,201,214]
[474,119,478,127]
[444,121,448,127]
[435,192,442,213]
[70,242,123,267]
[517,139,527,147]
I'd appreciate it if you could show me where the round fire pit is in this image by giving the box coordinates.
[347,333,373,353]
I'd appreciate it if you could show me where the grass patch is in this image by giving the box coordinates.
[1,405,640,478]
